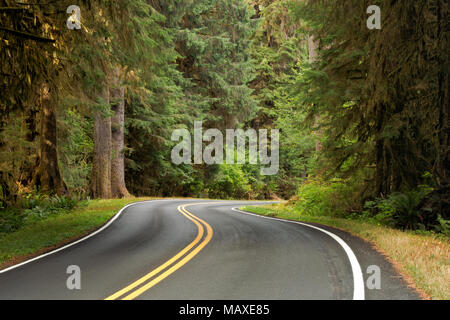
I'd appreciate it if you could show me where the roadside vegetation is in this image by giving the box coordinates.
[0,0,447,299]
[1,1,447,222]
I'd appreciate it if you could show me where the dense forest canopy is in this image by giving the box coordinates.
[0,0,448,231]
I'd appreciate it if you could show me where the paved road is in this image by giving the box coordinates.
[0,199,421,300]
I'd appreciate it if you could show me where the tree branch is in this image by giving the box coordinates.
[0,26,56,43]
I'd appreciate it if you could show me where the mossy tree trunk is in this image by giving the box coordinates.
[309,35,322,152]
[110,68,130,198]
[33,83,67,195]
[91,87,112,199]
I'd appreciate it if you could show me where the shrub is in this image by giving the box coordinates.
[0,194,81,233]
[364,187,435,230]
[0,209,25,233]
[435,215,450,236]
[207,164,251,199]
[291,180,361,217]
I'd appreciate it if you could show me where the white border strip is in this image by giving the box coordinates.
[231,207,365,300]
[0,199,164,274]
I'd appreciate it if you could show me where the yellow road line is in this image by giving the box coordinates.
[105,203,214,300]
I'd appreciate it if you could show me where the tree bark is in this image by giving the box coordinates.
[33,83,67,195]
[309,35,323,152]
[308,36,318,63]
[435,0,449,188]
[91,87,112,199]
[110,68,130,198]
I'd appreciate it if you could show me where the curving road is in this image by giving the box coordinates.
[0,199,421,300]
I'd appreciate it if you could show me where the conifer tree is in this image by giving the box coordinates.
[176,0,258,128]
[291,0,448,218]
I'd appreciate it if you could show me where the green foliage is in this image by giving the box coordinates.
[58,109,93,195]
[0,193,82,234]
[363,187,435,230]
[0,112,38,205]
[23,196,79,224]
[290,0,448,200]
[0,0,66,125]
[435,215,450,237]
[207,164,251,199]
[126,0,261,197]
[0,209,24,234]
[290,179,361,217]
[176,0,258,127]
[1,0,447,235]
[249,0,312,198]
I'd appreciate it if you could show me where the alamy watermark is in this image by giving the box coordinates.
[171,121,279,175]
[66,265,81,290]
[67,4,379,31]
[367,5,381,30]
[67,5,81,30]
[366,265,381,290]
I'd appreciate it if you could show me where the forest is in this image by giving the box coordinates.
[0,0,448,233]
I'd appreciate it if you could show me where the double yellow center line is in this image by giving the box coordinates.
[105,203,214,300]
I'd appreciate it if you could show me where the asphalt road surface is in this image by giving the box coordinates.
[0,199,421,300]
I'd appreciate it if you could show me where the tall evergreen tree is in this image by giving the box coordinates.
[177,0,258,128]
[0,0,76,197]
[291,0,448,217]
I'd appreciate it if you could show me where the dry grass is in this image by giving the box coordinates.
[242,204,450,300]
[370,227,449,300]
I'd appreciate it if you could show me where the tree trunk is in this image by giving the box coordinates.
[308,36,318,63]
[309,35,323,152]
[33,83,67,195]
[110,68,130,198]
[91,87,112,199]
[435,0,449,188]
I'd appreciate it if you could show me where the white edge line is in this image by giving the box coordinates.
[0,199,168,274]
[231,207,365,300]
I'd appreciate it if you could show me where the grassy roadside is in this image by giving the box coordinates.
[0,197,157,269]
[241,203,450,300]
